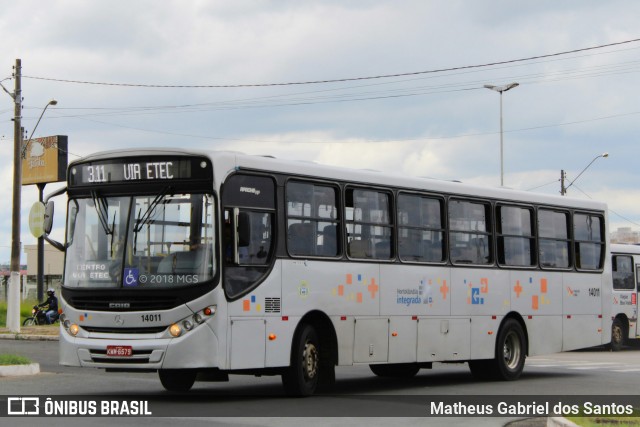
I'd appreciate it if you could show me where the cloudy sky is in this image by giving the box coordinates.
[1,0,639,263]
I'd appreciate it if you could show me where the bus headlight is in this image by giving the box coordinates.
[68,324,80,337]
[169,324,182,337]
[167,305,216,338]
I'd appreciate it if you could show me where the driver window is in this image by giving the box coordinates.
[222,174,276,298]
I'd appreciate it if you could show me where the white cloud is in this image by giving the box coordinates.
[1,0,640,262]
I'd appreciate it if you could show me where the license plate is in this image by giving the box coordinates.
[106,345,132,357]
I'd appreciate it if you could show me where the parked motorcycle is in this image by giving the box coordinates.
[22,305,59,326]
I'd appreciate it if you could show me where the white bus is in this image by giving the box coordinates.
[44,149,611,395]
[610,244,640,351]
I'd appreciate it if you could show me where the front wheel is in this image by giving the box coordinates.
[282,324,320,396]
[23,318,36,326]
[159,369,197,392]
[610,318,626,352]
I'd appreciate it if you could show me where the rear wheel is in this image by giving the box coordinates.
[370,363,420,378]
[494,318,526,380]
[159,369,197,392]
[282,324,320,396]
[611,318,626,352]
[469,318,526,381]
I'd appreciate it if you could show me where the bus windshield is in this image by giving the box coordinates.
[65,192,216,289]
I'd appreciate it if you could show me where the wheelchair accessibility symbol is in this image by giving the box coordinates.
[123,268,139,287]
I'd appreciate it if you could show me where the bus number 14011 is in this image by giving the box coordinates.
[141,314,161,323]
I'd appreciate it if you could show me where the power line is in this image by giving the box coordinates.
[526,179,560,192]
[17,56,640,119]
[22,38,640,88]
[73,108,640,145]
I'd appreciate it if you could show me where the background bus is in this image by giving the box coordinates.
[610,243,640,351]
[45,149,612,395]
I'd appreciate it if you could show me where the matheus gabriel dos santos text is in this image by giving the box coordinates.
[429,401,634,416]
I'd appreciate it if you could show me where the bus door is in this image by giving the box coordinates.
[612,254,638,341]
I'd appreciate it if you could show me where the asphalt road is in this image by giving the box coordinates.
[2,339,639,426]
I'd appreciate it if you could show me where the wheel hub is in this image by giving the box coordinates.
[503,331,521,370]
[302,341,318,380]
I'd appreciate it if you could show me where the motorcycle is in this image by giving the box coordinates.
[22,305,59,326]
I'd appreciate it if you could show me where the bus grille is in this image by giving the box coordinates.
[66,296,181,311]
[265,297,281,313]
[81,326,167,334]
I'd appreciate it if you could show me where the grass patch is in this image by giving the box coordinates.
[0,299,40,325]
[0,354,32,366]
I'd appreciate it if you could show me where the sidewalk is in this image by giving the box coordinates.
[0,326,55,377]
[0,325,60,341]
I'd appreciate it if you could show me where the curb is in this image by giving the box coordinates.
[0,334,59,341]
[0,363,40,377]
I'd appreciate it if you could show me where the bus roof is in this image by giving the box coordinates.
[70,147,608,212]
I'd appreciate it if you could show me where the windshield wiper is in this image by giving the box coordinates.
[91,190,114,236]
[133,185,173,235]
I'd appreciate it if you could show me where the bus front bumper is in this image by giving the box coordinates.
[59,323,219,370]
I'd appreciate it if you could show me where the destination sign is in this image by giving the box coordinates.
[69,157,212,186]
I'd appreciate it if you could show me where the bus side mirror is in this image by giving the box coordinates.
[43,186,68,252]
[43,201,55,235]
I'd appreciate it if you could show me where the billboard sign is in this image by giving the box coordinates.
[21,135,68,185]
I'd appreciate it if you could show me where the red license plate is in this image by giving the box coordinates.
[106,345,132,357]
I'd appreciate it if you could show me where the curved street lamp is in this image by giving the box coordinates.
[561,152,609,195]
[484,83,519,187]
[21,99,58,158]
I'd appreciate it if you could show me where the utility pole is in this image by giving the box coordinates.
[7,58,22,332]
[560,170,566,196]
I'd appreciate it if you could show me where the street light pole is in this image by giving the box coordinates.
[484,82,519,187]
[7,58,22,333]
[561,152,609,195]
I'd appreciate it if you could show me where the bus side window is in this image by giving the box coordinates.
[613,255,634,290]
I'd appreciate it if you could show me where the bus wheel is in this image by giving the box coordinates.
[610,318,625,352]
[369,363,420,378]
[494,318,526,381]
[282,324,319,396]
[159,369,197,392]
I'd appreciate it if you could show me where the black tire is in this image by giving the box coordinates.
[23,318,36,326]
[369,363,420,378]
[158,369,197,392]
[282,324,320,397]
[494,318,526,381]
[610,318,626,352]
